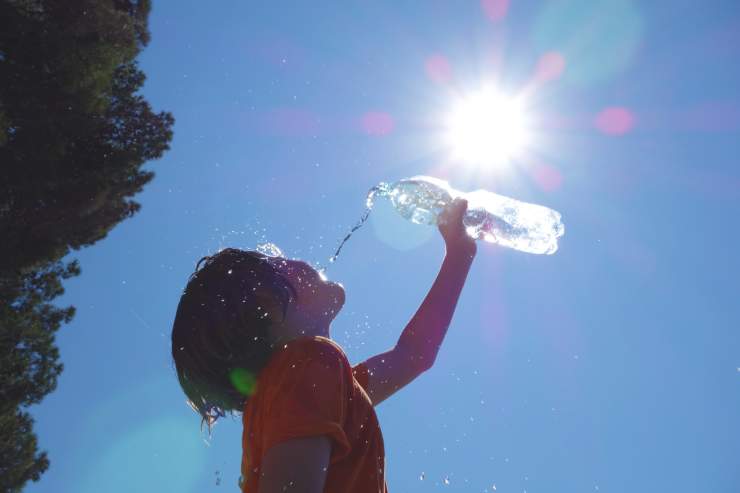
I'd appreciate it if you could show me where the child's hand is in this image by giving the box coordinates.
[438,197,477,257]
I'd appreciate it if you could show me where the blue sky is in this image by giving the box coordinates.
[28,1,739,492]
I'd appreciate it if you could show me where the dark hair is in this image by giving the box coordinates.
[171,248,296,429]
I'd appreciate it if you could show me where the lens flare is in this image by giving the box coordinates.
[445,87,531,166]
[481,0,510,22]
[229,368,257,396]
[533,0,644,86]
[361,111,395,136]
[425,54,453,84]
[595,107,635,136]
[530,162,564,192]
[535,51,566,82]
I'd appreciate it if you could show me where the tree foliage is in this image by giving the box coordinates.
[0,1,173,490]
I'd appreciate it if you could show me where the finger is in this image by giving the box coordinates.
[452,198,468,221]
[439,200,455,221]
[439,198,466,227]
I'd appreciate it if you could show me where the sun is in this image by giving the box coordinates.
[445,86,530,167]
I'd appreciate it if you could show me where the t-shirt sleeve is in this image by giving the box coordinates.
[261,340,351,464]
[352,362,370,393]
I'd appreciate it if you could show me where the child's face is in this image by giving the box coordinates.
[266,257,345,339]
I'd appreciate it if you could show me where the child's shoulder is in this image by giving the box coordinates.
[278,336,350,368]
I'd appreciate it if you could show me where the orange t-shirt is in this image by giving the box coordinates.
[240,336,387,493]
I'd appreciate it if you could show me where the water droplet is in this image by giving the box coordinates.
[419,472,425,481]
[443,476,451,485]
[328,183,389,265]
[227,269,233,275]
[256,242,283,257]
[492,484,497,491]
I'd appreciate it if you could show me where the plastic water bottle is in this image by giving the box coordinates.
[329,175,564,264]
[374,176,564,254]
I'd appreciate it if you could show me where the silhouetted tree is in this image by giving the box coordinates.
[0,1,173,490]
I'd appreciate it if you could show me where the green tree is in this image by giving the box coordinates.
[0,1,174,490]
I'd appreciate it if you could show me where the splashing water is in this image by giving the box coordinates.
[255,240,333,283]
[328,183,389,265]
[256,242,283,257]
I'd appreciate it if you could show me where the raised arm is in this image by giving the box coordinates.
[359,198,477,406]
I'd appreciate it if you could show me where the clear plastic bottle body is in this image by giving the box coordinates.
[379,176,564,255]
[463,189,564,254]
[385,176,455,225]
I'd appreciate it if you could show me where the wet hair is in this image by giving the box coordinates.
[171,248,296,429]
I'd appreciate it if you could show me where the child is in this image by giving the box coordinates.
[171,198,476,492]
